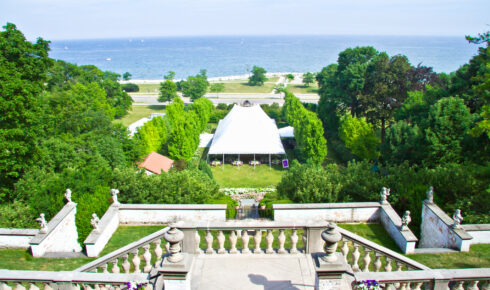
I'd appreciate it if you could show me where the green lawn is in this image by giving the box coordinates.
[0,225,163,271]
[339,223,490,269]
[113,105,166,127]
[211,164,285,187]
[217,82,275,93]
[286,84,319,94]
[136,83,160,93]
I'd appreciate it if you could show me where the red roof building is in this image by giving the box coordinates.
[138,152,174,175]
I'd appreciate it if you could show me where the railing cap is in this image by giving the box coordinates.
[119,204,227,210]
[29,203,77,245]
[273,202,381,210]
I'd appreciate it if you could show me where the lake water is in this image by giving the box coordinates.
[49,35,479,80]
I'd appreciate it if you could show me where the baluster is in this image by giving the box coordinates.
[412,282,423,290]
[217,230,226,254]
[395,260,403,272]
[362,248,371,272]
[44,284,54,290]
[28,284,39,290]
[194,231,202,254]
[14,284,24,290]
[100,263,108,273]
[277,229,286,254]
[302,233,307,252]
[340,238,349,263]
[265,229,274,254]
[351,244,360,272]
[122,254,130,273]
[467,280,479,290]
[290,229,298,254]
[253,230,263,254]
[454,281,465,290]
[154,239,163,264]
[374,253,382,272]
[205,230,214,254]
[242,230,250,254]
[143,244,152,272]
[229,230,238,254]
[399,282,409,290]
[132,249,141,273]
[165,242,170,252]
[384,257,393,272]
[0,283,11,290]
[111,258,120,273]
[383,282,395,290]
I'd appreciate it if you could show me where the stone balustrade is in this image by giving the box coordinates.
[0,269,148,290]
[337,227,430,273]
[76,227,170,274]
[353,268,490,290]
[177,220,327,255]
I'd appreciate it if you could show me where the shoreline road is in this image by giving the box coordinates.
[129,93,319,105]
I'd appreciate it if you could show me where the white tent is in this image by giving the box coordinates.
[208,104,286,155]
[278,126,295,138]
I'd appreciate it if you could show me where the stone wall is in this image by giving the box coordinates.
[462,224,490,244]
[118,204,227,224]
[273,202,381,223]
[29,203,82,257]
[0,229,38,249]
[419,201,473,251]
[84,205,120,257]
[379,204,417,254]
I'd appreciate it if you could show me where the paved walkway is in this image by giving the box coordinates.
[190,254,317,290]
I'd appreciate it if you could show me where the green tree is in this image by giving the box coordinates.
[0,23,52,199]
[424,97,472,165]
[134,116,169,155]
[286,74,294,82]
[159,79,178,102]
[303,72,315,87]
[189,97,214,132]
[164,71,176,81]
[339,114,380,161]
[167,97,200,160]
[248,65,267,86]
[210,83,225,97]
[382,121,423,164]
[181,71,209,100]
[122,72,132,81]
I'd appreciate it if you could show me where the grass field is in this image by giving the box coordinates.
[218,82,276,93]
[210,164,285,187]
[286,84,319,94]
[339,223,490,269]
[0,225,163,271]
[136,83,160,93]
[113,105,166,127]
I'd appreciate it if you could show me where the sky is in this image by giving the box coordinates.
[0,0,488,40]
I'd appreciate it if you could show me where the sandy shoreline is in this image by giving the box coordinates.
[119,72,305,84]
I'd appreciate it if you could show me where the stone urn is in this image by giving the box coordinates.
[163,223,184,263]
[321,222,342,262]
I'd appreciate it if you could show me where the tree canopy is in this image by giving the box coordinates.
[248,65,267,86]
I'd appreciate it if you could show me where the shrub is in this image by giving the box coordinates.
[121,83,139,92]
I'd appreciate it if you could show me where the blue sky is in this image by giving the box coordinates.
[1,0,488,40]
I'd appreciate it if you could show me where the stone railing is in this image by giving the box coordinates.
[353,268,490,289]
[84,205,120,257]
[0,229,38,249]
[76,227,170,274]
[337,227,430,272]
[178,220,327,255]
[0,269,148,289]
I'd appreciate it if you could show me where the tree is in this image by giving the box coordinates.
[210,83,225,97]
[424,97,472,165]
[181,70,209,100]
[286,74,294,82]
[167,97,200,160]
[164,71,176,81]
[189,97,214,132]
[158,79,178,102]
[0,23,52,199]
[339,114,380,161]
[248,65,267,86]
[122,72,132,81]
[303,72,315,87]
[382,121,423,164]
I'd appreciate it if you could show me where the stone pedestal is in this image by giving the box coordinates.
[314,253,353,290]
[156,254,194,290]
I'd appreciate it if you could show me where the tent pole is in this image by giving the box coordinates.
[238,154,240,170]
[269,154,271,170]
[254,154,255,170]
[222,154,224,170]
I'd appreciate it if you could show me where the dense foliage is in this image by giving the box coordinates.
[248,65,267,86]
[181,70,209,100]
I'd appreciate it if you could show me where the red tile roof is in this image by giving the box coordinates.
[138,152,174,174]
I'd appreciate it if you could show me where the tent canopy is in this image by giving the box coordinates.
[278,126,295,138]
[208,104,286,155]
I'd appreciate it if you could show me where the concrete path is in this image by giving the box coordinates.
[190,254,317,290]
